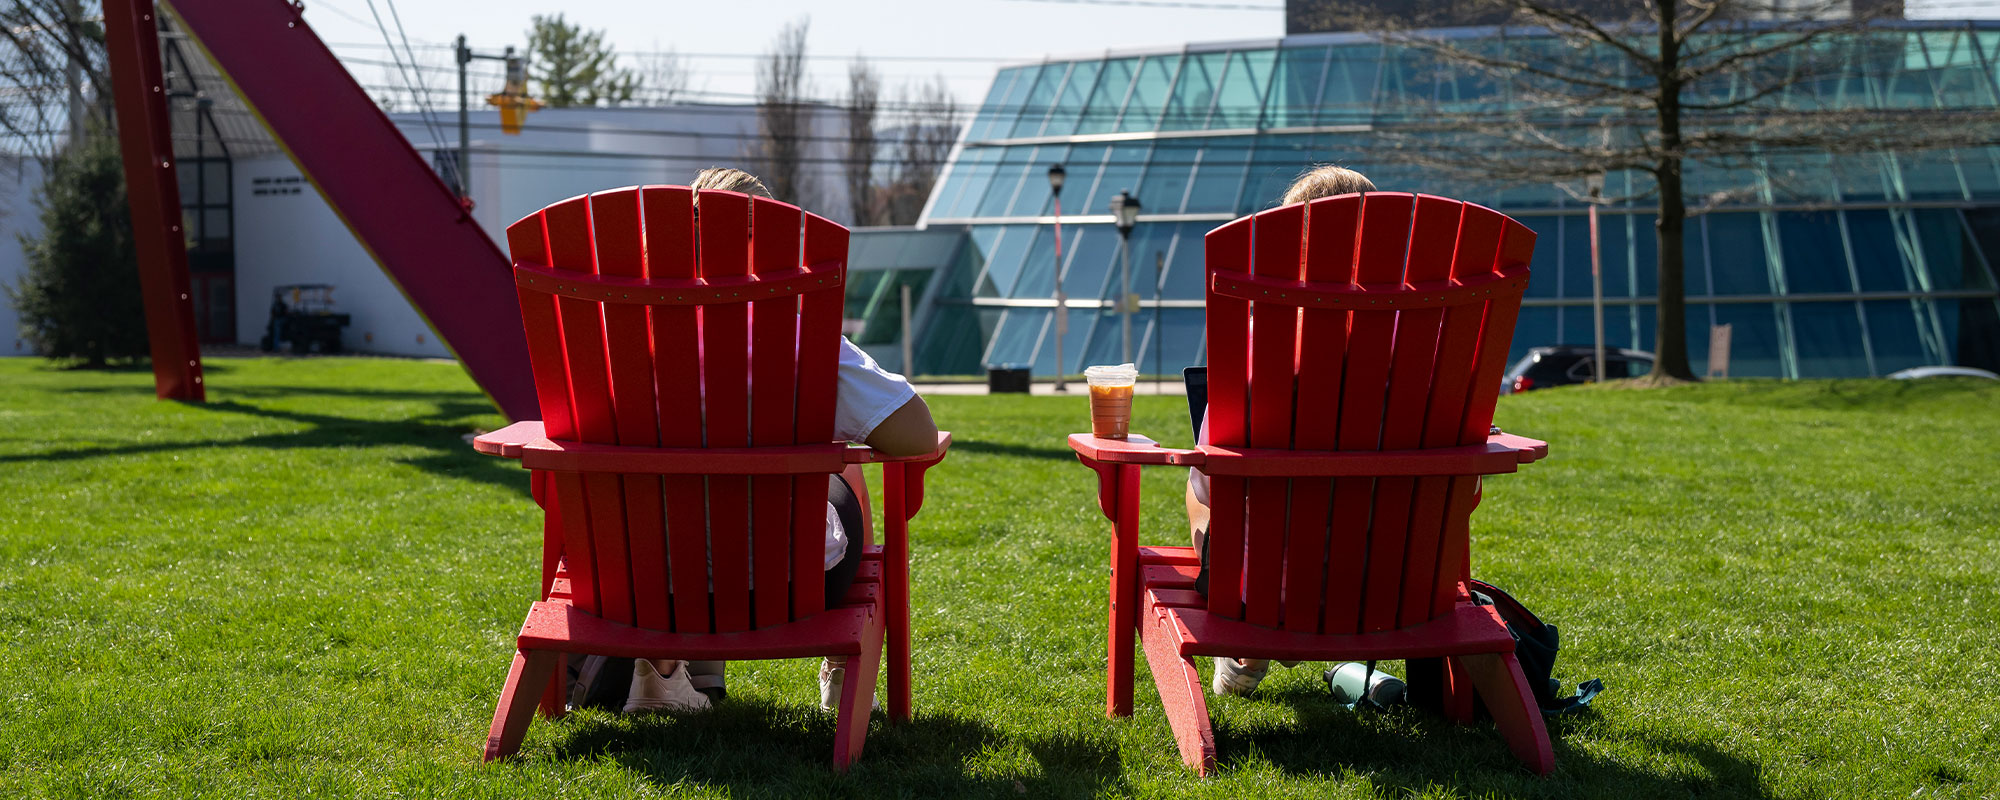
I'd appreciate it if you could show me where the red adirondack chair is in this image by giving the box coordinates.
[472,186,949,769]
[1068,192,1554,776]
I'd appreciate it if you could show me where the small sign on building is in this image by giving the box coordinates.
[1707,323,1733,380]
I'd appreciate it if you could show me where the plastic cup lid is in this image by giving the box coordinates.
[1084,363,1138,383]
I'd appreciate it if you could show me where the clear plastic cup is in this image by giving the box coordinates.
[1084,363,1138,439]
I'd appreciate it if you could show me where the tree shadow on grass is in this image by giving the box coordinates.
[1669,377,1994,412]
[539,699,1127,798]
[1199,683,1771,798]
[1,385,528,497]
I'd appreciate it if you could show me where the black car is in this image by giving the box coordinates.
[1502,346,1654,394]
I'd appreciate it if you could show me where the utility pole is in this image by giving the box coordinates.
[455,36,518,200]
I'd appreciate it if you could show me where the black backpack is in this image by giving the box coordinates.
[1404,579,1603,716]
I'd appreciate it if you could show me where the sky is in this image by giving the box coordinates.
[299,0,1288,113]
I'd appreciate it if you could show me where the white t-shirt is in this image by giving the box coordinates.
[821,336,917,569]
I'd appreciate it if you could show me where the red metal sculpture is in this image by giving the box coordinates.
[106,0,537,419]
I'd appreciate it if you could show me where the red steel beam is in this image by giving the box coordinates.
[158,0,537,420]
[103,0,203,401]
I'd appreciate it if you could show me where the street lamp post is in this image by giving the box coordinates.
[1110,190,1140,366]
[1048,164,1068,392]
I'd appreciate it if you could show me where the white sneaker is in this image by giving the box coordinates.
[1212,658,1271,697]
[818,658,881,712]
[624,659,712,714]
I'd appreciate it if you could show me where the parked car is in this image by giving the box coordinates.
[1887,366,1998,380]
[1502,346,1655,394]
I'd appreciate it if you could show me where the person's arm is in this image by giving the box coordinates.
[861,395,938,457]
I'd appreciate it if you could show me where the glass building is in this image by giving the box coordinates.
[849,22,2000,378]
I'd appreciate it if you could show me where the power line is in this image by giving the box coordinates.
[1004,0,1283,9]
[325,41,1021,62]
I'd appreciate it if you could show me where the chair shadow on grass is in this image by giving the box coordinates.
[1200,680,1771,798]
[3,384,529,497]
[948,438,1079,462]
[541,698,1128,798]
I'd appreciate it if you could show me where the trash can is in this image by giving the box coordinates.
[987,363,1032,394]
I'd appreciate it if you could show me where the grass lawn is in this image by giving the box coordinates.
[1,357,1996,798]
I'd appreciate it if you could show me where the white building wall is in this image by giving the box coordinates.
[232,154,451,357]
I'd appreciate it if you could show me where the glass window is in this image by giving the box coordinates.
[1682,304,1714,377]
[1183,143,1250,214]
[1076,58,1136,135]
[968,67,1031,142]
[1317,45,1381,125]
[1036,307,1099,376]
[1079,309,1128,369]
[1085,143,1150,216]
[1510,306,1559,364]
[1061,225,1121,298]
[1518,216,1561,299]
[1010,225,1060,299]
[1263,47,1329,129]
[933,148,996,219]
[1896,150,1969,201]
[1118,53,1181,133]
[1138,140,1197,214]
[1007,145,1070,217]
[949,226,1005,299]
[202,209,231,240]
[1835,152,1891,202]
[1209,50,1275,129]
[178,166,199,206]
[1778,212,1854,294]
[1711,303,1786,377]
[1789,301,1869,377]
[1241,135,1314,214]
[1704,213,1772,295]
[1161,52,1225,132]
[1864,299,1934,374]
[1054,145,1109,218]
[1008,63,1069,139]
[986,308,1049,368]
[1913,208,1968,291]
[978,225,1036,297]
[1561,214,1592,299]
[917,306,1001,376]
[1840,209,1910,291]
[975,147,1035,217]
[1128,223,1180,300]
[1040,60,1101,137]
[1162,222,1209,300]
[1628,213,1658,300]
[1141,309,1207,388]
[202,161,229,206]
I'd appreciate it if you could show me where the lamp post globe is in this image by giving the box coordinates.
[1110,190,1140,365]
[1047,164,1066,195]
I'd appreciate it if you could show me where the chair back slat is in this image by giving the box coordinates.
[1200,217,1253,620]
[640,187,714,633]
[507,186,849,636]
[1199,193,1534,633]
[695,191,756,634]
[749,198,803,629]
[790,213,848,618]
[1278,196,1360,633]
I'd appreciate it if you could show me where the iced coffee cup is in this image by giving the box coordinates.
[1085,363,1138,439]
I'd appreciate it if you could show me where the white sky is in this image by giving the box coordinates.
[300,0,1287,111]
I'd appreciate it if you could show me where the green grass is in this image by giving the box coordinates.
[1,357,1996,798]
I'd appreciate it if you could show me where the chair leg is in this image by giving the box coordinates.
[831,615,886,772]
[1459,652,1555,776]
[484,649,562,761]
[1139,612,1216,776]
[535,653,568,719]
[1441,655,1475,724]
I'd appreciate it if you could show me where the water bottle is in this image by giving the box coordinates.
[1324,662,1405,706]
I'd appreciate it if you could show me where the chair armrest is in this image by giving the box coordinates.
[1067,433,1205,466]
[844,431,953,465]
[473,421,545,458]
[1489,431,1548,463]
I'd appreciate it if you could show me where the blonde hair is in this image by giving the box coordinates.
[690,167,772,203]
[1280,165,1376,206]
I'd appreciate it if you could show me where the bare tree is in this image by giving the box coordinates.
[1300,0,2000,383]
[883,74,959,225]
[637,43,694,105]
[0,0,110,161]
[842,57,881,226]
[756,17,813,205]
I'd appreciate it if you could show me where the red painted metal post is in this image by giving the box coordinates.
[103,0,204,402]
[158,0,537,420]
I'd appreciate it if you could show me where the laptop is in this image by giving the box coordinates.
[1183,366,1207,440]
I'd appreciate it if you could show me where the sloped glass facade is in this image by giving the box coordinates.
[912,24,2000,378]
